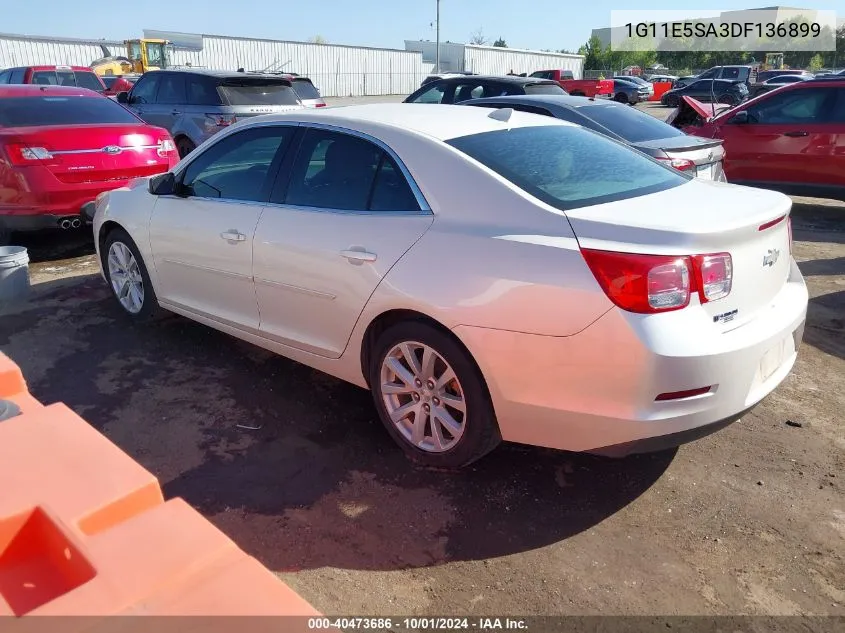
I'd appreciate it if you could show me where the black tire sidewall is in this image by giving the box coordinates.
[615,93,628,103]
[102,228,162,322]
[368,321,501,469]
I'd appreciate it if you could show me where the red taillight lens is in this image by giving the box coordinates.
[656,156,696,172]
[693,253,732,303]
[157,138,176,157]
[3,143,56,166]
[315,102,327,108]
[581,249,693,313]
[582,249,734,314]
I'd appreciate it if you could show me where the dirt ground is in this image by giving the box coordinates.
[0,101,843,617]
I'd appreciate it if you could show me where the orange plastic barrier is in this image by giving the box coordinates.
[0,352,319,624]
[649,81,674,102]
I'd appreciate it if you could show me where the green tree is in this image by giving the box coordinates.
[808,53,824,72]
[493,37,507,48]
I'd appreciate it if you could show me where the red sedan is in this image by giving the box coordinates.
[0,85,177,244]
[672,77,845,201]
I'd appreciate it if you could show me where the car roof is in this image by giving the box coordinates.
[431,75,558,85]
[0,85,103,98]
[146,68,293,83]
[9,65,95,72]
[248,103,572,141]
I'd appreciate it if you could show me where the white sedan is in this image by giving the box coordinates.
[92,104,808,468]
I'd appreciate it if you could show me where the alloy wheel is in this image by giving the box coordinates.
[379,341,467,453]
[107,241,144,314]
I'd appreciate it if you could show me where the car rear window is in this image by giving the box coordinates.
[577,103,685,143]
[74,71,104,92]
[291,79,321,100]
[217,79,301,106]
[0,96,140,127]
[446,125,687,211]
[524,83,566,95]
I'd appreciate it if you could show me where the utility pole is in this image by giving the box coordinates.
[435,0,441,73]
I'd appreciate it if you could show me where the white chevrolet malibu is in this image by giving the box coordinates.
[92,103,808,468]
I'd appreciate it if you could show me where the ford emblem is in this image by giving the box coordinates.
[102,145,122,155]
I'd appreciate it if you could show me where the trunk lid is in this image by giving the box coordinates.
[666,96,732,129]
[3,124,171,183]
[567,179,793,331]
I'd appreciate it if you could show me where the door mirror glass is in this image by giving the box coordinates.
[116,91,129,104]
[149,172,179,196]
[729,110,749,124]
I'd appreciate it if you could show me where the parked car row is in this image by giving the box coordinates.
[88,101,808,468]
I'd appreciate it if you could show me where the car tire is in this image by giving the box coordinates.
[176,138,196,159]
[614,92,629,104]
[369,321,501,469]
[102,227,167,323]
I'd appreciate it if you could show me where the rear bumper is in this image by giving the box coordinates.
[453,259,808,455]
[0,211,86,232]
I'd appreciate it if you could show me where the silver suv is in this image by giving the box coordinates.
[117,69,304,157]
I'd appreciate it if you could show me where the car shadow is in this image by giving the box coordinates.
[0,275,675,573]
[9,229,95,263]
[797,257,845,277]
[804,290,845,362]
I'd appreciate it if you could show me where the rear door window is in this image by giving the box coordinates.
[291,79,321,100]
[529,71,554,80]
[748,87,835,124]
[217,79,300,106]
[186,76,223,106]
[452,83,486,103]
[75,71,104,92]
[157,73,187,104]
[0,95,141,127]
[0,71,10,84]
[9,69,26,84]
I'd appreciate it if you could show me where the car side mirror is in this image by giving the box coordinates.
[116,91,130,104]
[149,172,181,196]
[729,110,749,124]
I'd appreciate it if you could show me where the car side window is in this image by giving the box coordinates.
[31,71,58,85]
[409,84,446,104]
[157,73,186,104]
[748,88,833,124]
[453,83,484,103]
[830,88,845,123]
[181,127,294,202]
[284,129,381,210]
[9,69,26,84]
[130,75,160,104]
[186,76,222,106]
[0,71,10,84]
[369,155,421,212]
[530,71,552,80]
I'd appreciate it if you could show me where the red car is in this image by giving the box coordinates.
[671,76,845,201]
[0,85,178,244]
[0,65,106,94]
[102,75,139,97]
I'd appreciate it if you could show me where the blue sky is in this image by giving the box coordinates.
[4,1,842,52]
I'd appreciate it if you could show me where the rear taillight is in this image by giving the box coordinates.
[693,253,732,303]
[315,102,327,108]
[3,143,56,166]
[656,156,696,172]
[582,249,733,314]
[205,113,237,131]
[157,138,176,157]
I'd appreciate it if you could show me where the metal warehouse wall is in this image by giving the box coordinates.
[463,45,584,78]
[0,32,123,68]
[169,34,425,97]
[404,40,467,73]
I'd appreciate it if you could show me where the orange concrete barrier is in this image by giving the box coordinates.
[0,352,319,622]
[649,81,674,102]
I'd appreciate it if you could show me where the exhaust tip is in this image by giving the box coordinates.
[59,219,72,229]
[71,218,82,229]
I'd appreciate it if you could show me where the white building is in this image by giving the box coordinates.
[404,40,584,78]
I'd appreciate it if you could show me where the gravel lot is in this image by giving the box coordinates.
[1,99,843,617]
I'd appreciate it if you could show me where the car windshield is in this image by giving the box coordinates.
[217,79,301,106]
[0,95,140,127]
[74,71,104,92]
[578,103,685,143]
[447,125,687,211]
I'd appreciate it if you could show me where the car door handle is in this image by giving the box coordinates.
[220,230,246,242]
[340,249,377,263]
[171,109,182,115]
[783,131,809,137]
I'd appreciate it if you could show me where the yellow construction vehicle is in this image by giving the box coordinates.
[91,39,171,76]
[762,52,786,71]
